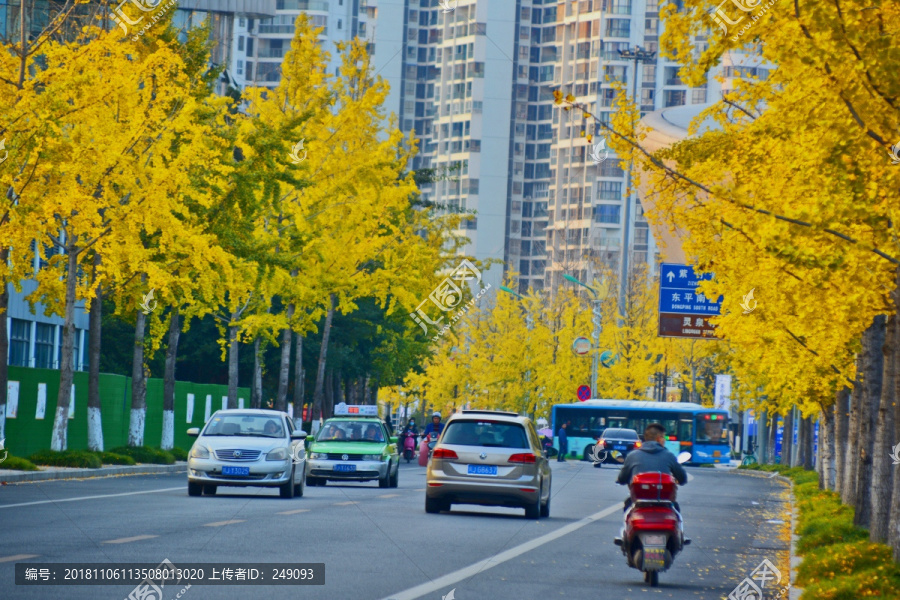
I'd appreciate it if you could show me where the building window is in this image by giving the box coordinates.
[692,89,707,104]
[338,19,342,30]
[35,323,55,369]
[239,18,246,27]
[664,90,686,107]
[598,181,622,200]
[635,227,649,245]
[605,19,630,38]
[10,318,30,367]
[237,60,243,75]
[594,204,621,224]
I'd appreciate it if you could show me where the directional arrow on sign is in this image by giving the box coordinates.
[666,271,675,282]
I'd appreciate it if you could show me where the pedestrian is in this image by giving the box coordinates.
[557,422,568,462]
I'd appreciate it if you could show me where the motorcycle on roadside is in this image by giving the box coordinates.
[401,432,417,463]
[613,451,692,587]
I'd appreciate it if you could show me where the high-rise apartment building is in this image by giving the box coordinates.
[230,0,377,89]
[374,0,756,294]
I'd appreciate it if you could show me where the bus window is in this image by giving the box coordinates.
[696,413,729,444]
[677,419,693,443]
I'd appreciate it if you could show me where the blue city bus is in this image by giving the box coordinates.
[550,400,731,465]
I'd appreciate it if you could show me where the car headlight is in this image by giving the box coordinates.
[190,445,210,459]
[363,454,383,461]
[310,452,328,459]
[266,448,288,461]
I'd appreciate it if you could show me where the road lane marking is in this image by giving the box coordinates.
[0,487,184,509]
[278,509,310,515]
[0,554,39,563]
[102,535,158,544]
[334,501,358,506]
[204,520,245,527]
[377,494,401,499]
[381,502,621,600]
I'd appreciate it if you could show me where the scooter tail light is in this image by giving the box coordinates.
[635,441,642,448]
[508,453,537,464]
[432,448,458,459]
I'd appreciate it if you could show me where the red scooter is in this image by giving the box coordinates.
[402,432,417,463]
[417,432,440,467]
[614,452,691,587]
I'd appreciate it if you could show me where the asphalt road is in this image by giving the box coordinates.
[0,461,791,600]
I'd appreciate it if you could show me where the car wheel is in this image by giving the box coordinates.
[202,485,217,495]
[425,496,446,514]
[540,482,551,518]
[524,479,542,519]
[188,482,202,497]
[280,467,296,498]
[294,471,305,497]
[378,469,390,488]
[389,465,399,488]
[583,445,594,461]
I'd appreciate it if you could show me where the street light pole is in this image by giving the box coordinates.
[562,274,608,397]
[616,46,656,322]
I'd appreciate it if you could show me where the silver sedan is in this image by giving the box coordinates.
[187,409,307,498]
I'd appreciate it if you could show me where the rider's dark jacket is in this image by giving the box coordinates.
[616,441,688,485]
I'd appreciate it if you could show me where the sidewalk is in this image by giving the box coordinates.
[0,462,186,483]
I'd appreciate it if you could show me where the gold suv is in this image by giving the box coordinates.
[425,410,552,519]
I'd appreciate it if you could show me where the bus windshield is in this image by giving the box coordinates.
[695,413,729,445]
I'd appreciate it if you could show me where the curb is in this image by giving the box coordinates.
[729,469,804,599]
[0,463,186,483]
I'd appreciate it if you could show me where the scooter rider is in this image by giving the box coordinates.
[616,423,687,513]
[422,412,445,441]
[400,418,419,448]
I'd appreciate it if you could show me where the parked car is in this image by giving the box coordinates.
[186,409,307,499]
[425,410,551,519]
[594,427,642,464]
[305,417,399,488]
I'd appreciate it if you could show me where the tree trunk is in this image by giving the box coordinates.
[802,416,814,470]
[293,334,303,422]
[276,304,295,413]
[871,314,897,541]
[251,337,262,409]
[843,373,863,505]
[161,309,180,450]
[758,410,768,464]
[324,369,335,419]
[227,313,239,409]
[834,386,850,495]
[887,266,900,560]
[820,408,836,490]
[766,413,777,464]
[312,294,335,421]
[51,249,79,451]
[854,315,886,528]
[0,249,8,444]
[87,258,103,451]
[796,413,806,468]
[128,306,148,447]
[780,409,793,467]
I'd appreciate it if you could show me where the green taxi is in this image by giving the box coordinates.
[305,417,399,487]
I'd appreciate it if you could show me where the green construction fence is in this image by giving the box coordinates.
[3,366,250,457]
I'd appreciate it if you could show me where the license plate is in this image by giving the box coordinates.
[334,464,356,472]
[614,445,626,451]
[222,466,249,476]
[643,534,666,546]
[467,465,498,476]
[713,450,722,457]
[643,547,666,569]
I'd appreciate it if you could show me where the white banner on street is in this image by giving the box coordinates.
[714,374,732,416]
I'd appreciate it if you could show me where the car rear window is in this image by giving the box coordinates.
[442,420,529,449]
[603,428,638,440]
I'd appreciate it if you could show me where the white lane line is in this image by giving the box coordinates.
[204,520,245,527]
[102,535,158,544]
[278,509,310,515]
[381,502,621,600]
[334,501,358,506]
[377,494,401,499]
[0,554,39,563]
[0,487,184,509]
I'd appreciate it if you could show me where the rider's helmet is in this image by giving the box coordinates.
[432,412,441,420]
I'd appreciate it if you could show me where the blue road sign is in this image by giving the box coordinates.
[659,263,722,317]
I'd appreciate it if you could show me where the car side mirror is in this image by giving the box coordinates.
[291,431,307,440]
[677,452,691,464]
[187,428,200,437]
[390,436,399,444]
